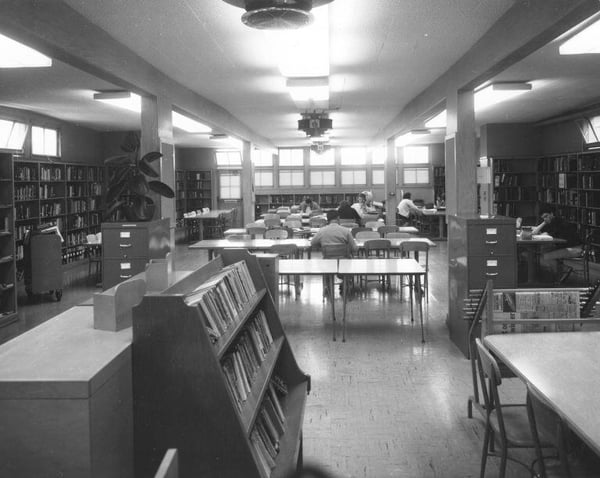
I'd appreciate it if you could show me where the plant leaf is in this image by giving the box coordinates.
[138,159,159,178]
[103,199,125,220]
[106,179,129,204]
[140,151,163,163]
[128,173,149,196]
[104,154,132,166]
[130,196,155,221]
[121,132,140,153]
[148,180,175,198]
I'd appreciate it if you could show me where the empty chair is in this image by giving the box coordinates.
[364,220,381,230]
[361,214,380,226]
[351,227,371,237]
[355,230,380,241]
[475,338,539,478]
[386,232,411,238]
[362,238,392,290]
[309,209,323,217]
[226,234,250,241]
[270,243,299,295]
[263,213,279,221]
[340,222,358,229]
[264,217,281,229]
[284,219,302,229]
[377,225,399,237]
[246,224,266,239]
[309,216,327,228]
[399,240,430,301]
[290,205,300,213]
[277,210,291,220]
[287,213,302,220]
[264,228,288,239]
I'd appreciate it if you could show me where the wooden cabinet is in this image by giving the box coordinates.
[0,153,17,332]
[448,214,516,356]
[132,249,309,478]
[101,219,170,290]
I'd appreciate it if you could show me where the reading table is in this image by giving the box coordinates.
[189,238,312,260]
[516,235,566,283]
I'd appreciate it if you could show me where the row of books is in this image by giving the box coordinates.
[221,311,274,409]
[250,379,288,476]
[184,261,257,340]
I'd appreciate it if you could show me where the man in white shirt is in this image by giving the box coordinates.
[396,192,423,225]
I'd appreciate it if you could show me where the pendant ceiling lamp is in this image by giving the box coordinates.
[222,0,334,29]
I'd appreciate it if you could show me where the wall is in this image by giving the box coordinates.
[480,123,542,158]
[540,120,586,155]
[175,148,215,170]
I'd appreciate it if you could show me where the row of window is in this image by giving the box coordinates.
[0,119,59,156]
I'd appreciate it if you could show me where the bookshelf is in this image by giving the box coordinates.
[132,249,309,478]
[13,158,104,266]
[175,169,185,219]
[255,193,357,215]
[492,157,538,222]
[184,169,213,212]
[433,166,445,202]
[0,153,17,328]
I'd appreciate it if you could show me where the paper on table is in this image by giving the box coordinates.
[533,234,554,241]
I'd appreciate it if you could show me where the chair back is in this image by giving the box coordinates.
[400,240,429,266]
[290,205,300,213]
[269,243,298,258]
[377,225,399,237]
[475,338,504,432]
[264,218,281,229]
[154,449,179,478]
[361,214,380,226]
[287,213,302,220]
[340,222,358,229]
[226,234,250,241]
[351,227,371,237]
[284,219,302,229]
[277,210,290,220]
[364,239,391,258]
[265,228,288,240]
[364,220,381,230]
[386,232,411,239]
[246,225,266,239]
[263,213,279,221]
[309,216,327,228]
[322,243,352,259]
[355,231,380,241]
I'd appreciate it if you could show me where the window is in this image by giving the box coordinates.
[252,149,273,167]
[254,170,273,187]
[309,148,334,166]
[372,168,385,185]
[404,145,429,164]
[371,147,386,165]
[0,119,28,150]
[278,148,304,166]
[341,169,366,185]
[340,147,366,165]
[310,170,335,186]
[403,167,430,184]
[215,150,241,168]
[279,169,304,187]
[31,125,58,156]
[219,172,241,199]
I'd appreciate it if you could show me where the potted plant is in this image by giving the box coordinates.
[104,132,175,221]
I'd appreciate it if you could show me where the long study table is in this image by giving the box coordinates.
[516,235,566,283]
[189,238,312,260]
[484,331,600,457]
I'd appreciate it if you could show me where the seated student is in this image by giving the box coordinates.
[396,192,423,225]
[351,193,369,217]
[338,200,361,223]
[360,190,383,214]
[532,208,583,280]
[310,210,358,255]
[299,196,320,215]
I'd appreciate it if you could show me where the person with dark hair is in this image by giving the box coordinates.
[310,209,357,253]
[351,193,368,217]
[396,191,423,225]
[532,208,583,281]
[338,199,361,223]
[299,196,320,214]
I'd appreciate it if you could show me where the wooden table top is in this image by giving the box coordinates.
[189,238,312,250]
[354,237,436,248]
[484,331,600,456]
[278,259,339,275]
[338,258,424,275]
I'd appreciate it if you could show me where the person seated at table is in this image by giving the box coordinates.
[338,200,361,223]
[351,193,369,217]
[360,190,383,214]
[396,192,423,226]
[310,210,358,255]
[532,208,583,281]
[299,196,321,215]
[435,193,445,209]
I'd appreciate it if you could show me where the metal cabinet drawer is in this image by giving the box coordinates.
[467,255,516,288]
[102,258,148,290]
[468,225,516,256]
[103,227,149,258]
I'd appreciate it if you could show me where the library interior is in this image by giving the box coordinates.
[3,1,600,477]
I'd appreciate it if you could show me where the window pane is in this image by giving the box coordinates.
[32,126,58,156]
[403,167,429,184]
[0,119,27,150]
[341,169,366,185]
[279,148,304,166]
[252,149,273,166]
[219,172,241,199]
[372,168,385,185]
[404,145,429,164]
[310,170,335,186]
[372,147,386,164]
[279,169,304,187]
[309,148,334,166]
[341,147,366,165]
[255,170,273,187]
[216,150,241,168]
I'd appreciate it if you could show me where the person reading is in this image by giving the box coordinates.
[311,210,358,255]
[299,196,320,215]
[351,193,369,218]
[396,192,423,225]
[337,200,361,223]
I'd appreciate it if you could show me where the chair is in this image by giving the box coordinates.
[558,235,592,284]
[377,225,399,237]
[264,217,281,229]
[399,240,430,301]
[340,222,358,229]
[154,449,179,478]
[309,216,327,228]
[263,213,279,221]
[226,234,250,241]
[475,338,539,478]
[362,239,391,290]
[364,220,381,230]
[246,225,266,239]
[386,232,411,238]
[277,210,291,220]
[361,214,380,226]
[309,209,323,217]
[351,226,371,237]
[264,228,288,239]
[86,243,102,285]
[321,243,353,300]
[284,219,302,229]
[355,230,380,241]
[270,243,299,295]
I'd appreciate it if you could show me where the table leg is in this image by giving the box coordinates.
[416,274,425,343]
[438,216,444,240]
[342,275,348,342]
[198,218,204,241]
[330,275,337,342]
[409,275,414,323]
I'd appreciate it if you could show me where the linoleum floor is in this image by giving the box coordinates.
[12,242,536,478]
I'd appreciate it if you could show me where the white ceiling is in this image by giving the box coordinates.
[1,1,600,150]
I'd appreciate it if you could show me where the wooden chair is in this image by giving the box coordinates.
[246,225,266,239]
[284,219,302,229]
[399,240,430,301]
[361,214,380,226]
[270,243,299,296]
[340,222,358,229]
[364,220,381,230]
[277,210,291,220]
[154,449,179,478]
[351,226,371,237]
[263,213,280,221]
[226,234,250,241]
[320,243,354,299]
[377,225,399,237]
[558,234,592,285]
[264,217,281,229]
[264,228,288,239]
[309,216,327,228]
[475,338,540,478]
[362,239,391,290]
[355,230,380,241]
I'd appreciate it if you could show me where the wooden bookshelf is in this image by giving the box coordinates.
[132,249,309,478]
[254,193,357,215]
[0,153,17,328]
[13,158,104,266]
[433,166,445,202]
[492,157,538,222]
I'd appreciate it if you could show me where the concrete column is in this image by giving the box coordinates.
[241,140,254,226]
[384,137,398,225]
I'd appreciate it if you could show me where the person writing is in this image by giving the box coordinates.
[360,190,383,214]
[299,196,320,215]
[351,193,368,217]
[311,210,358,256]
[338,200,362,223]
[531,208,583,281]
[396,192,423,225]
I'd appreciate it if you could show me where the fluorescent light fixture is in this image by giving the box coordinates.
[394,130,434,146]
[0,33,52,68]
[210,134,243,150]
[172,111,212,133]
[286,76,329,101]
[93,91,141,112]
[560,17,600,54]
[268,7,329,77]
[424,109,446,128]
[474,82,532,111]
[410,129,431,135]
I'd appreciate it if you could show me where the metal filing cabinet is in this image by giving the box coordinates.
[101,219,170,290]
[448,214,516,356]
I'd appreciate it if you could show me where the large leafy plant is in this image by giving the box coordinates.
[104,132,175,221]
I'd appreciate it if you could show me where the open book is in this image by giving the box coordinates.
[86,232,102,244]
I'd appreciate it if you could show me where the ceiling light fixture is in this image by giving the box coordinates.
[474,82,532,111]
[93,91,141,113]
[172,111,212,133]
[0,33,52,68]
[559,17,600,55]
[298,111,332,138]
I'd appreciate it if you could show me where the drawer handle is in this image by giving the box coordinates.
[120,274,132,279]
[485,240,498,245]
[485,272,499,276]
[119,243,132,248]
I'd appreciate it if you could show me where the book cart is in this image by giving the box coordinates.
[132,249,310,478]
